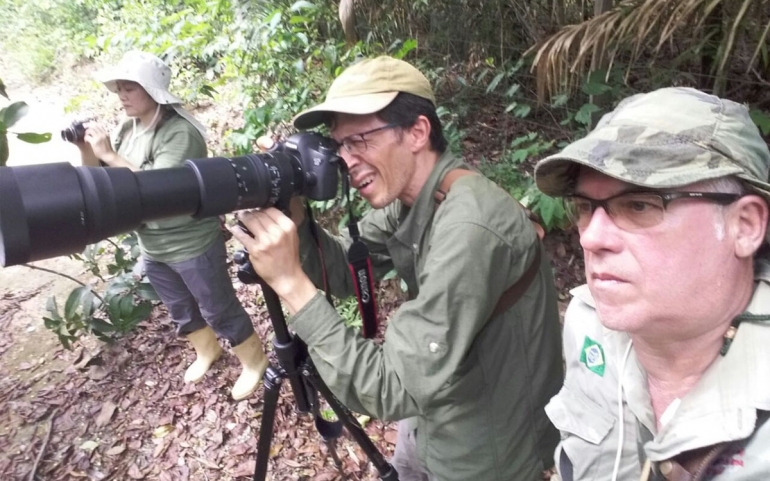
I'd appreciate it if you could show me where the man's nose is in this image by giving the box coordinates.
[579,206,623,253]
[339,149,359,170]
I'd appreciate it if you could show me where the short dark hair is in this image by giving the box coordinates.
[376,92,447,154]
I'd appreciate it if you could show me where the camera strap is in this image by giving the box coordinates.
[304,201,333,306]
[342,175,379,339]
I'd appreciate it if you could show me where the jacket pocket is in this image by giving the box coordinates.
[545,385,616,481]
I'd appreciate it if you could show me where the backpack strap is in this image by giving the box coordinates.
[435,168,545,318]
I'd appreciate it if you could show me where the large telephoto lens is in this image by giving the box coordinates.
[0,151,303,267]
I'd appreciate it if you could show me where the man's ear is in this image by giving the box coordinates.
[733,195,769,258]
[406,115,431,153]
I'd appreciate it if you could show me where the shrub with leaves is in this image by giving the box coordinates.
[0,81,52,166]
[42,234,159,349]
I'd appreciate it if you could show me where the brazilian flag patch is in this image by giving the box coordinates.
[579,336,606,377]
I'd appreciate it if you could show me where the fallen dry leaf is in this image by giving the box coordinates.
[383,430,398,445]
[95,401,117,427]
[194,457,220,470]
[87,365,111,380]
[152,424,174,438]
[269,443,283,457]
[231,460,256,477]
[127,463,144,479]
[105,445,126,456]
[79,440,99,452]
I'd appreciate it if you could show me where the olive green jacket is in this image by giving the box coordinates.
[289,151,563,480]
[547,265,770,481]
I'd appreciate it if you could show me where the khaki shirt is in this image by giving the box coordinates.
[290,151,563,480]
[548,271,770,481]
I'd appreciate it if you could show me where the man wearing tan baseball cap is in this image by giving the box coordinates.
[232,56,563,480]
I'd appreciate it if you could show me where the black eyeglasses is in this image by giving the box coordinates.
[564,191,742,230]
[336,124,400,156]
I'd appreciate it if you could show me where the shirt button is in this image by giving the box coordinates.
[412,243,418,251]
[429,342,439,353]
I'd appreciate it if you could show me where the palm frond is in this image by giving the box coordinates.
[529,0,770,100]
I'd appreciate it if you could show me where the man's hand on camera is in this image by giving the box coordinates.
[84,124,118,165]
[230,208,317,315]
[289,197,307,226]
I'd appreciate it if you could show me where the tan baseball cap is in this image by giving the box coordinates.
[293,56,436,130]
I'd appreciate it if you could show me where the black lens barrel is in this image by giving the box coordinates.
[0,163,202,267]
[0,150,306,267]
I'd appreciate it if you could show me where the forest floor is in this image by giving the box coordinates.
[0,54,585,480]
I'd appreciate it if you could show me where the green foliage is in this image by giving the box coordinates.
[475,58,532,120]
[436,106,465,155]
[336,296,362,330]
[42,233,158,349]
[480,132,568,232]
[0,0,102,81]
[751,108,770,136]
[0,94,52,166]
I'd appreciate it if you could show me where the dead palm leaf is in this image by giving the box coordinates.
[528,0,770,100]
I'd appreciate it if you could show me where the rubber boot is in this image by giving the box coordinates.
[230,332,269,400]
[183,326,223,383]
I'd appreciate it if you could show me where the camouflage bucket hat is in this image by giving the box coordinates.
[535,87,770,208]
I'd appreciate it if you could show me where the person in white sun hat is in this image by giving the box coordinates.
[75,50,267,401]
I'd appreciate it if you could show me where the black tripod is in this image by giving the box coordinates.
[232,251,398,481]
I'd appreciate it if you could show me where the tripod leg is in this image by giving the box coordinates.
[253,365,283,481]
[301,363,400,481]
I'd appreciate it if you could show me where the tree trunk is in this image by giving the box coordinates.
[590,0,614,127]
[339,0,357,46]
[553,0,565,29]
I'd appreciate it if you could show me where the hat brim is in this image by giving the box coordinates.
[536,152,770,243]
[95,68,182,105]
[293,92,399,130]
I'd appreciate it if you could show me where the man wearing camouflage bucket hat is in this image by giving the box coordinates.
[231,56,564,480]
[535,87,770,480]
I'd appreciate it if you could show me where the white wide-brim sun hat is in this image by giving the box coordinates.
[96,51,207,140]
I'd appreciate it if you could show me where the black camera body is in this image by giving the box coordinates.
[60,120,90,143]
[0,132,342,267]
